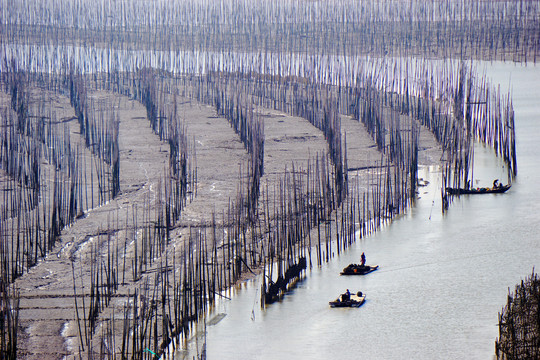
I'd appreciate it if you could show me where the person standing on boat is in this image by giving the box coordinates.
[361,252,366,266]
[493,179,500,188]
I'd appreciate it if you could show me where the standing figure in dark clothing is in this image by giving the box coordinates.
[361,252,366,266]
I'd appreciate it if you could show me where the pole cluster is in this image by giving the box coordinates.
[0,0,533,357]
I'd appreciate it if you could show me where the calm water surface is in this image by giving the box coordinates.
[182,62,540,360]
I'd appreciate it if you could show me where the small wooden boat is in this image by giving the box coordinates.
[340,264,379,275]
[445,184,511,195]
[329,291,366,308]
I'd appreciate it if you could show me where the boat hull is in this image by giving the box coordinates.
[446,184,511,195]
[329,293,366,308]
[340,264,379,275]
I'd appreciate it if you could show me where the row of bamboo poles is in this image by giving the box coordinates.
[0,66,123,278]
[61,68,198,357]
[0,66,190,356]
[99,67,199,210]
[0,77,111,357]
[187,55,517,198]
[0,270,18,358]
[495,270,540,360]
[3,0,539,62]
[0,41,523,184]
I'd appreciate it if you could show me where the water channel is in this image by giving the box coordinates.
[179,61,540,359]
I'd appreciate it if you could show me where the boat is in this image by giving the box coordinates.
[445,184,511,195]
[340,264,379,275]
[329,291,366,308]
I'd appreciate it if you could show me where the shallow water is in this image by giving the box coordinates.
[180,62,540,360]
